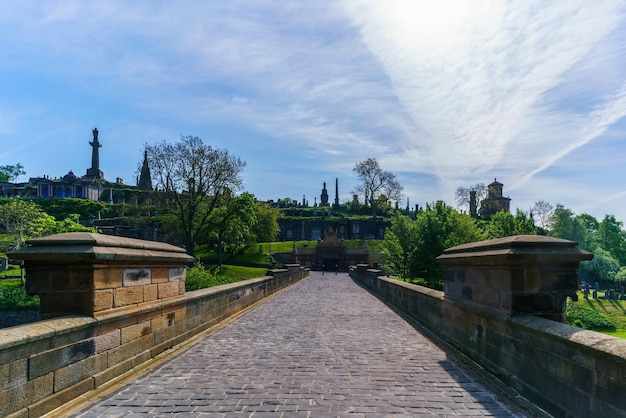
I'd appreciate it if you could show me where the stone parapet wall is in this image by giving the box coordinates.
[9,233,193,319]
[350,265,626,418]
[0,266,308,417]
[437,235,592,322]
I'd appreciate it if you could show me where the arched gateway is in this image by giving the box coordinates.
[292,230,369,271]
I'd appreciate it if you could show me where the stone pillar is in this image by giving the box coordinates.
[9,232,193,319]
[86,128,104,179]
[437,235,593,322]
[469,190,477,218]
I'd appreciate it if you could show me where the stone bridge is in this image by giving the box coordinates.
[1,233,624,417]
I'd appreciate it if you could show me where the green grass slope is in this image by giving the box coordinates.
[567,292,626,339]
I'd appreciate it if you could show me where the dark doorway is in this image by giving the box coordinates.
[323,253,338,271]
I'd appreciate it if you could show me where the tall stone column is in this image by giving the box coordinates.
[85,127,104,179]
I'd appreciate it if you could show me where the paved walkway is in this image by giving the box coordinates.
[72,272,528,417]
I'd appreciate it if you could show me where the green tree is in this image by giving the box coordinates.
[549,204,588,246]
[513,210,537,235]
[353,158,402,216]
[486,211,517,238]
[205,192,258,265]
[254,202,281,243]
[574,213,599,250]
[597,215,626,265]
[0,163,25,182]
[414,201,486,288]
[485,210,536,239]
[579,248,620,287]
[46,214,97,235]
[613,266,626,286]
[0,199,50,245]
[382,212,417,280]
[549,204,575,239]
[145,136,246,256]
[0,199,94,248]
[576,213,599,235]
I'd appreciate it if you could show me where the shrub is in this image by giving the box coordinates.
[566,300,615,330]
[185,264,231,291]
[0,282,39,310]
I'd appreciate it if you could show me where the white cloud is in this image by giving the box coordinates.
[2,1,626,220]
[343,0,626,184]
[511,83,626,189]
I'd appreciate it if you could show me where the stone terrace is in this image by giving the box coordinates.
[70,272,528,417]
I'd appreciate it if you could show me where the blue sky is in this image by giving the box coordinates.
[2,1,626,222]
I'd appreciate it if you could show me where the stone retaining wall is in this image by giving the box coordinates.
[0,266,308,417]
[350,266,626,418]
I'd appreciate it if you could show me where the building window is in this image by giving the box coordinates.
[56,187,63,197]
[65,187,72,197]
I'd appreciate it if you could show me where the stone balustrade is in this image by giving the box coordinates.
[3,232,624,417]
[2,233,308,417]
[351,235,625,418]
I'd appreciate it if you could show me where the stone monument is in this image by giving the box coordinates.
[85,127,104,179]
[320,182,329,206]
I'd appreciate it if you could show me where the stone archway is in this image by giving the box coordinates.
[293,230,369,271]
[322,252,338,271]
[314,231,347,271]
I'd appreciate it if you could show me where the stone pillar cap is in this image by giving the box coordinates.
[9,232,193,263]
[437,235,593,263]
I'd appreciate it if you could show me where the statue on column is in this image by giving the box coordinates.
[86,127,104,179]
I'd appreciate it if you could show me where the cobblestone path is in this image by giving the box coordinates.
[72,272,528,417]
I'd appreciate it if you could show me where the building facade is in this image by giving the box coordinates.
[0,128,152,202]
[480,179,511,218]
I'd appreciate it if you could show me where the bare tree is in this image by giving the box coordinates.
[146,136,246,256]
[353,158,402,216]
[532,200,554,230]
[455,183,486,210]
